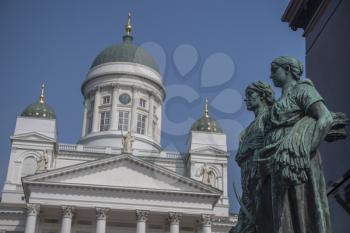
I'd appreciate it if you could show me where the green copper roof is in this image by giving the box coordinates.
[21,101,56,119]
[191,98,223,133]
[90,35,160,73]
[191,115,223,133]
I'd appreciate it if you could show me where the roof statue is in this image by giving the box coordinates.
[122,131,134,154]
[36,150,49,173]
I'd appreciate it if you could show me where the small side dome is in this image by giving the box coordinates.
[21,102,56,119]
[190,98,223,133]
[21,84,56,119]
[191,116,223,133]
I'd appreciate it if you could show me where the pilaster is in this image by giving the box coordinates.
[92,87,101,132]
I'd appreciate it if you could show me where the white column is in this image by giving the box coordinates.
[92,87,101,133]
[60,206,75,233]
[96,208,109,233]
[131,86,138,134]
[24,204,40,233]
[168,212,182,233]
[81,100,88,136]
[136,210,149,233]
[110,84,119,131]
[147,92,154,138]
[201,215,212,233]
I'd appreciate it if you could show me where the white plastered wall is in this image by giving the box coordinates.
[1,117,57,204]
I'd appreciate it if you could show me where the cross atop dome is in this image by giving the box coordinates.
[39,83,45,104]
[123,12,133,43]
[125,12,132,36]
[204,97,209,118]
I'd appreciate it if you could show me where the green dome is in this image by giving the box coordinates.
[90,35,160,73]
[191,99,223,133]
[21,101,56,119]
[191,115,223,133]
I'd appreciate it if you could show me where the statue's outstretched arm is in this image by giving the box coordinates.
[308,101,333,152]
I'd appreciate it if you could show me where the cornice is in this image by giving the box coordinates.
[77,132,162,151]
[0,209,26,215]
[11,132,56,144]
[25,181,221,198]
[82,62,165,101]
[189,145,228,155]
[282,0,304,23]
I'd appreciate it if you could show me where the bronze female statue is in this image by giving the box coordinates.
[234,81,275,233]
[257,56,348,233]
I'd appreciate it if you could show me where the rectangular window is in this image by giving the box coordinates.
[118,111,129,131]
[137,114,146,134]
[139,98,146,108]
[100,111,110,131]
[102,95,111,105]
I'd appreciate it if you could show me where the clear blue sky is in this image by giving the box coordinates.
[0,0,304,213]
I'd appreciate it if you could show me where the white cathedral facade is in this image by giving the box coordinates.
[0,15,236,233]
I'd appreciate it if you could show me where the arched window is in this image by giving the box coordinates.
[21,157,37,177]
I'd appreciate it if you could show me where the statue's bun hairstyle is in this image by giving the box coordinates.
[246,81,275,106]
[272,56,304,81]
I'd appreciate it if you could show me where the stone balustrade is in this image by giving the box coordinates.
[57,143,185,159]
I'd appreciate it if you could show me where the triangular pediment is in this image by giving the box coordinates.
[190,146,228,156]
[11,132,55,143]
[23,154,221,195]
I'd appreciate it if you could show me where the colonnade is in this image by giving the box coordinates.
[24,204,213,233]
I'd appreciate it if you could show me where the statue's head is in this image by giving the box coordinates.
[245,81,275,111]
[270,56,303,87]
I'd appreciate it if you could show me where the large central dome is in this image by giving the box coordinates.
[90,35,160,73]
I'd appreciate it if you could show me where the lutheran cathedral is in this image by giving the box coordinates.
[0,14,236,233]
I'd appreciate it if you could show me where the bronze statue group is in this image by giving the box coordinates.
[234,56,348,233]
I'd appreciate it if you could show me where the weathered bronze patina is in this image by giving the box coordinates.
[233,81,275,233]
[234,56,348,233]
